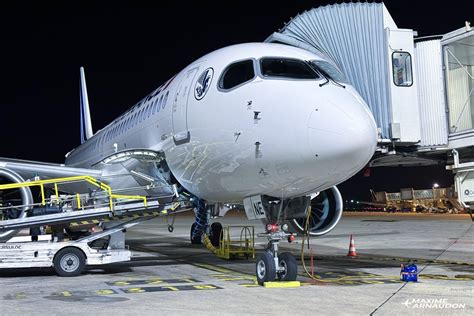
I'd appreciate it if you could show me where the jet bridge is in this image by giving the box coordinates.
[265,3,473,210]
[265,2,474,167]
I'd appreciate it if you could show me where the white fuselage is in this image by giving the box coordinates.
[65,43,378,203]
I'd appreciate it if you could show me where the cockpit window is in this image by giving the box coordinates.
[310,60,348,84]
[261,58,319,80]
[219,60,255,90]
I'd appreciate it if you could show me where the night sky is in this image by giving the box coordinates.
[0,1,470,201]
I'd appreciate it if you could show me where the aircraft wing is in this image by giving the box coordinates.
[0,157,101,189]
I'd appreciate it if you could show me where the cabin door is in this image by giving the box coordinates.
[172,67,198,144]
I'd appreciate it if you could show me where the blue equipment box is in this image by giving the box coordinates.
[400,263,418,282]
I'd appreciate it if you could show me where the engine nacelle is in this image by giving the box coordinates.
[290,186,343,236]
[0,168,33,241]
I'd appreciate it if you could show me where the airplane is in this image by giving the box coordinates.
[0,42,378,283]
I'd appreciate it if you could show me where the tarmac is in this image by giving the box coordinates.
[0,212,472,315]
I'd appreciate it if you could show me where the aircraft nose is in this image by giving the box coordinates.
[307,91,377,176]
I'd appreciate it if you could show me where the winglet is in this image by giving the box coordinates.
[80,67,94,143]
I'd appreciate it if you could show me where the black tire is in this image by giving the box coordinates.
[210,222,223,247]
[53,247,86,277]
[256,251,276,285]
[278,252,298,281]
[190,222,202,244]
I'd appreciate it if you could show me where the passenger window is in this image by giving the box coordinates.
[392,52,413,87]
[219,60,255,90]
[261,58,319,79]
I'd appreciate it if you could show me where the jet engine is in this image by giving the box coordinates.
[289,186,343,236]
[0,168,33,241]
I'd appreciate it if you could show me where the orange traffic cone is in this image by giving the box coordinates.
[347,234,358,258]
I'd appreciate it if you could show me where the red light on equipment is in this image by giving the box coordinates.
[266,223,278,232]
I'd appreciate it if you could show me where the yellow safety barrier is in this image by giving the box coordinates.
[203,226,255,260]
[0,175,147,213]
[263,281,301,288]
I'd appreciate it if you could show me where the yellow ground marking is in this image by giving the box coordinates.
[162,286,179,291]
[420,274,474,281]
[95,289,115,295]
[180,278,197,283]
[221,277,251,281]
[193,285,217,290]
[194,263,233,274]
[241,283,260,287]
[126,288,145,293]
[147,280,163,284]
[455,274,474,280]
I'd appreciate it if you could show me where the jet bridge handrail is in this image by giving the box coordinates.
[0,175,147,212]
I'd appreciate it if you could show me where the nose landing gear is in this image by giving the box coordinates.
[256,227,297,285]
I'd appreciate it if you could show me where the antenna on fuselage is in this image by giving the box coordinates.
[79,67,94,144]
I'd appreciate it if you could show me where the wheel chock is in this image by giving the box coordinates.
[263,281,301,288]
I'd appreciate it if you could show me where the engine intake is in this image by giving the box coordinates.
[290,186,343,236]
[0,168,33,241]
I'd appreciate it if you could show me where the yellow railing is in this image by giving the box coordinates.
[218,226,255,259]
[0,175,147,212]
[202,225,255,260]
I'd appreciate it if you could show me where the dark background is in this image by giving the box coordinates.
[0,1,468,201]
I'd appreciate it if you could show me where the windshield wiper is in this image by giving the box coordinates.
[307,60,346,89]
[319,77,330,87]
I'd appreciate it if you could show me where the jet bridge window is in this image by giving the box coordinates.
[392,52,413,87]
[219,60,255,90]
[261,58,319,80]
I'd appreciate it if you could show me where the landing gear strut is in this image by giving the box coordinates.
[190,197,209,244]
[256,225,297,285]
